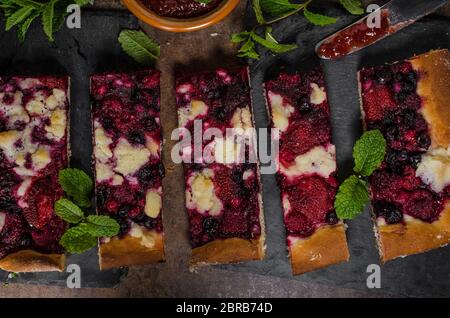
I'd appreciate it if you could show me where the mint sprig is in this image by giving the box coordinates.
[58,168,93,208]
[118,29,160,66]
[334,130,386,220]
[340,0,364,15]
[232,0,364,60]
[56,168,120,254]
[0,0,92,42]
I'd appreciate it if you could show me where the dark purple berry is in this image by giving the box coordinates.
[373,201,403,224]
[142,117,157,131]
[118,219,130,236]
[143,218,156,230]
[118,205,130,218]
[203,217,218,237]
[417,132,431,150]
[127,131,146,145]
[325,211,338,225]
[296,98,312,113]
[374,69,392,84]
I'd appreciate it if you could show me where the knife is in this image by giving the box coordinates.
[315,0,450,59]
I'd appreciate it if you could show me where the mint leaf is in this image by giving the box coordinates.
[303,8,337,26]
[119,29,160,66]
[85,215,120,237]
[252,0,265,24]
[60,224,97,254]
[340,0,364,15]
[237,37,260,59]
[74,0,92,5]
[14,0,44,9]
[42,0,57,41]
[231,32,250,43]
[194,0,213,3]
[250,31,297,53]
[55,198,85,224]
[260,0,301,16]
[5,6,34,31]
[58,168,93,208]
[353,130,386,177]
[334,175,369,219]
[18,10,39,42]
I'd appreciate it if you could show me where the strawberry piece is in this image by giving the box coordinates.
[283,176,335,236]
[22,178,58,229]
[31,216,65,250]
[362,85,397,122]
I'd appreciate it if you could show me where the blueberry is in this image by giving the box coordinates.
[373,201,403,224]
[385,150,405,175]
[133,212,146,223]
[102,117,114,131]
[406,71,417,84]
[127,131,146,145]
[96,187,110,207]
[143,218,156,230]
[374,69,392,84]
[325,211,338,225]
[417,132,431,150]
[395,91,408,102]
[409,153,422,167]
[211,106,226,121]
[402,109,416,128]
[118,219,130,236]
[402,80,416,93]
[203,217,218,237]
[118,205,130,218]
[296,98,312,113]
[0,119,6,132]
[142,117,157,131]
[19,233,32,246]
[385,126,399,142]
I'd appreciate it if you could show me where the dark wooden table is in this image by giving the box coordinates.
[1,0,448,298]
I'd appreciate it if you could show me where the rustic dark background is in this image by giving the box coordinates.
[0,0,449,298]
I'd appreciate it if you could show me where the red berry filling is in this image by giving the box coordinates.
[91,70,164,236]
[266,70,340,241]
[360,62,447,223]
[0,76,69,258]
[176,68,263,248]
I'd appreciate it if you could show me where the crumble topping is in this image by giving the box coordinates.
[0,76,69,259]
[91,70,164,238]
[266,69,340,242]
[176,68,263,248]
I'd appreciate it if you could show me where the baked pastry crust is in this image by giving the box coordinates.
[359,49,450,262]
[411,49,450,148]
[176,67,265,268]
[376,204,450,262]
[0,250,65,272]
[290,224,349,275]
[191,237,264,267]
[99,231,164,270]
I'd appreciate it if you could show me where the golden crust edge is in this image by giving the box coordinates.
[411,49,450,149]
[377,202,450,263]
[190,237,265,268]
[99,230,165,270]
[0,250,65,273]
[289,224,349,275]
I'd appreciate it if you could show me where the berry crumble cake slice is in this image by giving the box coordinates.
[0,76,69,272]
[265,70,349,275]
[176,67,265,267]
[359,49,450,262]
[91,70,165,270]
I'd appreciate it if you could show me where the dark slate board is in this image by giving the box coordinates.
[0,10,141,288]
[218,3,450,297]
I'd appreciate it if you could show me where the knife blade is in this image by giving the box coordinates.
[315,0,449,59]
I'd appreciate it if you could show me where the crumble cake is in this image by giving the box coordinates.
[358,49,450,262]
[175,67,265,267]
[265,69,349,275]
[0,76,69,272]
[91,70,165,270]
